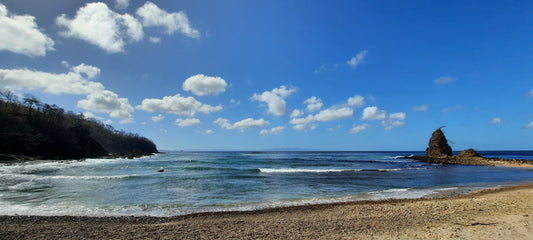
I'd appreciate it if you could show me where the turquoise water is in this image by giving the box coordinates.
[1,151,533,216]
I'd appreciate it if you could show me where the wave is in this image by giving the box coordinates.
[258,167,426,173]
[1,173,136,181]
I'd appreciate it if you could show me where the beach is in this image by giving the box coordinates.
[1,183,532,239]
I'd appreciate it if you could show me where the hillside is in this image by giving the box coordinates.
[0,90,157,161]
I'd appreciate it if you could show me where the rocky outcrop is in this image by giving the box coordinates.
[426,127,452,157]
[457,148,482,158]
[405,128,533,168]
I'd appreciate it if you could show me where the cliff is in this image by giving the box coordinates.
[0,93,157,161]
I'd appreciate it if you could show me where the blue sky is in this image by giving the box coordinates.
[1,0,532,151]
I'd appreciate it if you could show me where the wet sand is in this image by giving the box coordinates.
[1,183,532,239]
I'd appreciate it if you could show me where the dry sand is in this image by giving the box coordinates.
[1,183,532,239]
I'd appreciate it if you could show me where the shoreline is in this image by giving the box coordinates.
[2,183,533,239]
[408,155,533,168]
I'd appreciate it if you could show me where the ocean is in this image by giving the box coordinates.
[1,151,533,217]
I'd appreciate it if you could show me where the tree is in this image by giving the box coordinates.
[22,94,40,117]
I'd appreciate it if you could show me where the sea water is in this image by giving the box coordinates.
[1,151,533,217]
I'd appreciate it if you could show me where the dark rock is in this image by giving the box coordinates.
[457,148,482,158]
[425,127,452,157]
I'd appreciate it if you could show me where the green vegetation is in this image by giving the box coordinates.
[0,89,157,161]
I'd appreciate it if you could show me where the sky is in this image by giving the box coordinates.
[0,0,532,151]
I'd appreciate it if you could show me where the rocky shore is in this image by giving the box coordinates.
[1,183,532,239]
[406,127,533,168]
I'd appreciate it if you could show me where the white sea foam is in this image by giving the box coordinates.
[1,173,134,181]
[258,168,362,173]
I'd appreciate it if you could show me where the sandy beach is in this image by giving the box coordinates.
[1,183,531,239]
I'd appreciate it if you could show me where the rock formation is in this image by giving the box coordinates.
[425,127,452,157]
[457,148,482,158]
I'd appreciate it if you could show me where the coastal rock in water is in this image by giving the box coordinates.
[457,148,482,158]
[426,128,452,157]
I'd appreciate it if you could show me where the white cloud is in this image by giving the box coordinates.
[528,121,533,128]
[230,99,240,106]
[346,95,365,108]
[214,117,269,130]
[182,74,227,96]
[350,124,369,134]
[528,89,533,97]
[314,107,353,122]
[0,62,134,121]
[434,76,453,85]
[290,109,304,118]
[0,4,54,57]
[251,85,296,116]
[259,126,285,135]
[347,50,367,69]
[290,115,316,131]
[148,36,161,43]
[175,118,200,127]
[304,96,323,112]
[0,63,105,95]
[77,90,134,123]
[152,114,164,122]
[72,63,101,79]
[414,105,429,111]
[290,107,353,131]
[56,2,143,53]
[361,106,386,121]
[382,112,406,130]
[491,117,502,124]
[205,129,214,134]
[136,94,222,116]
[115,0,130,9]
[136,1,200,38]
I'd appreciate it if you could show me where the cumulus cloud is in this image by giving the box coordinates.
[259,126,285,135]
[0,62,135,122]
[346,95,365,108]
[115,0,130,9]
[382,112,406,130]
[528,121,533,128]
[251,85,296,116]
[350,124,369,134]
[205,129,214,134]
[434,76,453,85]
[0,3,54,57]
[361,106,386,121]
[314,107,353,122]
[0,63,105,95]
[175,118,200,127]
[136,94,222,116]
[347,50,367,69]
[304,96,323,112]
[56,2,143,53]
[290,107,353,131]
[290,109,304,118]
[414,105,429,111]
[77,90,134,123]
[136,1,200,38]
[491,117,502,124]
[152,114,164,122]
[148,36,161,43]
[214,117,269,130]
[182,74,227,96]
[528,89,533,97]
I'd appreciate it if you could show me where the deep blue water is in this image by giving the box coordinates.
[0,151,532,216]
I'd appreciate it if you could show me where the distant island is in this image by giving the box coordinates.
[0,90,158,162]
[406,127,533,168]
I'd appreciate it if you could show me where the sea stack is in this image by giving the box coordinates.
[426,127,453,157]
